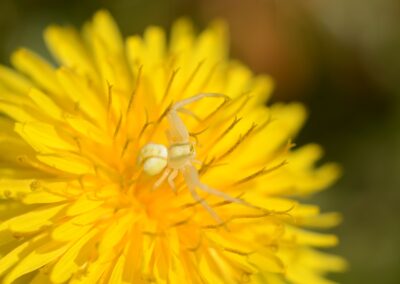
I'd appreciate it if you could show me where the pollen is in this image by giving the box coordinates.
[0,10,346,284]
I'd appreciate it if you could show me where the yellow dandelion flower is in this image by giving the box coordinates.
[0,10,346,284]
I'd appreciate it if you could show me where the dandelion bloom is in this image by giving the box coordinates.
[0,10,346,284]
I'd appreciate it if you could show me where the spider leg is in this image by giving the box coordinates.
[153,168,171,189]
[177,108,201,121]
[197,181,255,207]
[183,167,224,224]
[188,165,257,209]
[171,93,229,111]
[192,160,203,166]
[167,111,190,142]
[167,169,179,193]
[186,180,224,225]
[166,94,229,143]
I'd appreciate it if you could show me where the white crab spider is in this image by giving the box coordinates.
[137,93,254,224]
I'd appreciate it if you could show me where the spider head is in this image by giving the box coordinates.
[168,142,196,165]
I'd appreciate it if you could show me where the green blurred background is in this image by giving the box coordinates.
[0,0,399,283]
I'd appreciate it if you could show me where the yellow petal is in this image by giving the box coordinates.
[207,231,254,254]
[51,221,92,242]
[257,102,307,156]
[0,65,32,94]
[69,252,111,284]
[194,20,227,65]
[286,227,339,247]
[301,248,347,272]
[198,253,226,284]
[0,238,31,277]
[44,25,98,82]
[11,48,61,96]
[170,18,195,55]
[291,204,320,218]
[56,68,106,124]
[300,212,342,229]
[287,269,337,284]
[0,179,35,200]
[29,271,53,284]
[250,74,274,104]
[91,10,124,54]
[0,101,36,122]
[220,249,257,275]
[22,190,67,204]
[126,35,145,67]
[141,230,156,275]
[15,121,78,154]
[248,250,285,274]
[144,26,166,66]
[224,63,252,98]
[0,85,32,106]
[64,114,112,145]
[85,10,132,92]
[243,195,297,213]
[98,213,133,254]
[3,238,70,284]
[50,228,98,283]
[0,198,34,223]
[0,136,35,167]
[260,273,286,284]
[36,153,95,175]
[28,88,63,120]
[168,252,189,284]
[7,204,66,233]
[66,196,104,216]
[108,253,127,284]
[0,229,18,247]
